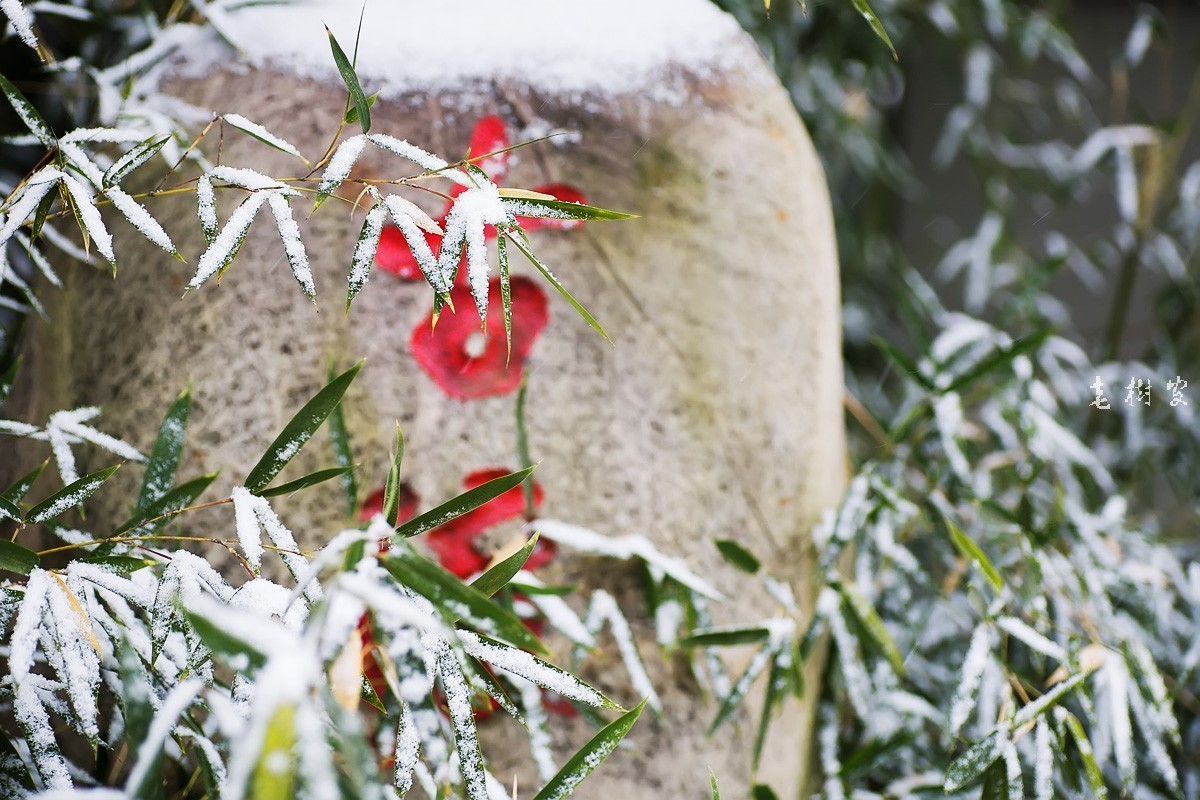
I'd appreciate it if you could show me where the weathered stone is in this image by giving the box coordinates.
[12,1,846,796]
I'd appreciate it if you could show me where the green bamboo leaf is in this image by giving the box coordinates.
[470,532,539,598]
[1,459,45,505]
[981,760,1007,800]
[942,330,1051,394]
[0,72,55,147]
[714,538,761,574]
[116,473,218,536]
[259,466,355,498]
[27,465,119,524]
[137,385,191,512]
[499,233,513,355]
[872,336,935,391]
[0,734,35,792]
[507,196,637,222]
[850,0,898,61]
[116,641,161,800]
[531,699,647,800]
[943,513,1003,592]
[507,231,611,343]
[382,545,547,655]
[679,627,771,648]
[344,91,379,125]
[245,360,363,493]
[466,654,523,722]
[514,375,535,516]
[710,768,720,800]
[327,363,358,517]
[835,581,906,675]
[751,784,780,800]
[944,731,1004,792]
[708,645,774,734]
[185,607,268,670]
[382,424,405,527]
[80,555,157,575]
[0,540,38,575]
[1012,671,1089,728]
[752,657,788,769]
[103,135,169,189]
[326,26,372,133]
[1061,711,1108,800]
[0,494,21,523]
[394,465,535,540]
[31,188,56,239]
[251,706,297,800]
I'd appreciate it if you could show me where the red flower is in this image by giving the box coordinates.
[426,468,553,578]
[410,276,548,400]
[358,483,420,524]
[375,115,588,282]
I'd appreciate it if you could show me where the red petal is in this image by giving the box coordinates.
[410,277,549,400]
[468,115,510,183]
[519,183,588,232]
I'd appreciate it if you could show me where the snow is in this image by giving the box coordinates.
[460,630,607,708]
[125,678,202,792]
[266,192,315,297]
[222,113,305,161]
[996,616,1066,662]
[2,0,38,49]
[949,625,990,736]
[166,0,754,107]
[188,191,269,288]
[347,200,388,301]
[434,639,487,800]
[585,590,660,712]
[59,172,114,262]
[394,702,420,794]
[231,486,265,572]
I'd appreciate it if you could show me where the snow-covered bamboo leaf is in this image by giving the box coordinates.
[1034,719,1053,800]
[944,731,1004,792]
[501,195,636,222]
[266,192,315,299]
[1060,710,1107,800]
[0,72,53,146]
[0,540,38,575]
[531,699,647,800]
[470,532,539,598]
[1013,670,1088,727]
[679,626,771,648]
[116,472,218,536]
[0,494,20,523]
[395,465,535,540]
[996,616,1066,663]
[136,384,190,512]
[506,229,610,343]
[381,546,547,655]
[0,733,34,794]
[102,134,169,188]
[27,464,119,524]
[836,581,906,675]
[944,513,1003,591]
[714,538,761,574]
[60,172,114,263]
[244,359,363,494]
[188,191,269,289]
[80,554,155,575]
[708,643,774,734]
[346,200,387,309]
[221,113,308,165]
[467,656,523,722]
[106,186,176,255]
[195,174,217,243]
[753,656,789,769]
[851,0,897,60]
[259,466,354,498]
[314,134,366,210]
[462,631,616,709]
[326,26,371,133]
[710,768,721,800]
[184,605,268,670]
[1,458,46,504]
[950,624,992,737]
[498,231,513,352]
[327,362,358,517]
[381,423,404,527]
[943,330,1050,394]
[0,169,59,249]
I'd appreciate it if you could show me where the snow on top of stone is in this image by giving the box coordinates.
[174,0,755,104]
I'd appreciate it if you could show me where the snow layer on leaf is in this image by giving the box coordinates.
[106,187,176,253]
[433,639,487,800]
[585,590,660,712]
[0,169,61,249]
[266,192,313,297]
[59,172,114,262]
[188,191,268,288]
[536,518,722,600]
[950,624,991,736]
[2,0,38,49]
[222,113,304,160]
[347,201,388,299]
[318,134,367,199]
[231,486,265,572]
[125,678,202,791]
[996,616,1065,663]
[461,630,606,708]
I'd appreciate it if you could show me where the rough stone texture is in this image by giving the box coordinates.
[9,2,846,797]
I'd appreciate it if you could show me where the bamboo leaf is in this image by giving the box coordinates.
[943,330,1051,394]
[507,230,610,343]
[326,26,372,133]
[679,626,771,648]
[28,464,119,524]
[850,0,898,61]
[221,114,308,165]
[943,512,1003,592]
[0,357,16,407]
[327,363,358,517]
[470,532,539,598]
[116,473,218,536]
[137,385,191,512]
[245,360,363,493]
[0,541,38,575]
[1012,671,1089,728]
[0,72,54,147]
[344,91,379,125]
[103,135,169,189]
[251,706,297,800]
[1,459,46,504]
[714,538,761,574]
[531,699,647,800]
[944,731,1004,792]
[1061,710,1108,800]
[710,768,720,800]
[504,195,637,221]
[382,424,405,527]
[382,545,547,655]
[708,645,774,734]
[394,465,535,540]
[80,555,156,575]
[259,466,354,498]
[835,581,906,675]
